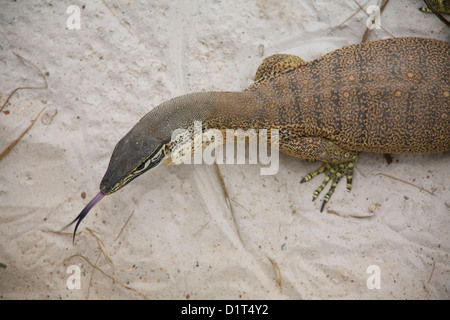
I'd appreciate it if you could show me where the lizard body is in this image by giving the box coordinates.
[68,37,450,238]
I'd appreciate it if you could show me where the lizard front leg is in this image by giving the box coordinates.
[280,137,358,212]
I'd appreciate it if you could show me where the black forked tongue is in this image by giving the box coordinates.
[64,191,105,244]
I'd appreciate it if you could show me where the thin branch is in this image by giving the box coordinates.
[354,0,395,42]
[115,210,135,242]
[86,228,114,268]
[328,0,370,35]
[0,52,48,112]
[374,173,435,195]
[0,107,46,161]
[66,254,149,299]
[214,163,246,248]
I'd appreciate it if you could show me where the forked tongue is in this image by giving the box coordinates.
[65,191,105,244]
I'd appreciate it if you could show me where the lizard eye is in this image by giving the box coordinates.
[135,162,146,171]
[133,146,166,175]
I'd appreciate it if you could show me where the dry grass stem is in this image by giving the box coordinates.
[0,107,46,161]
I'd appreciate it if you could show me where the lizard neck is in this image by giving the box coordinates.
[147,91,261,137]
[145,91,263,165]
[202,91,261,131]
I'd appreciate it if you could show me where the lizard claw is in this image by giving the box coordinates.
[300,156,357,212]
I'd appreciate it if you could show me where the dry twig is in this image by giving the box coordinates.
[0,52,48,112]
[66,254,149,299]
[0,107,46,161]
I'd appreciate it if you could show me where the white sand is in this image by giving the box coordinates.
[0,0,449,299]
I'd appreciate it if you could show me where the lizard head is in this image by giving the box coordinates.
[99,126,168,195]
[66,92,214,243]
[66,109,171,243]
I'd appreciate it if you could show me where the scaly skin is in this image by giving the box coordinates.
[420,0,450,14]
[69,37,450,238]
[104,37,450,207]
[247,37,449,155]
[237,37,449,209]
